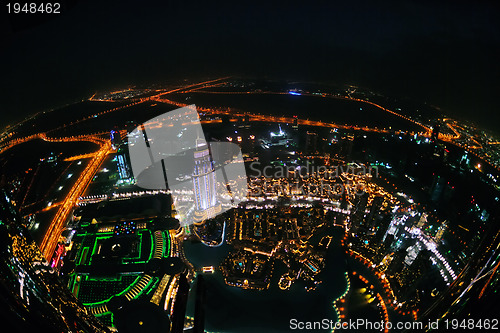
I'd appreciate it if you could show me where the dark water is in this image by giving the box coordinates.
[183,227,348,332]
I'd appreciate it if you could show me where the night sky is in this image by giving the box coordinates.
[1,0,499,132]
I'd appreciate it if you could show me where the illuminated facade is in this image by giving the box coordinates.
[193,139,221,223]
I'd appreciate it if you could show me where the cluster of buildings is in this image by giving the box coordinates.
[221,206,330,291]
[3,102,497,331]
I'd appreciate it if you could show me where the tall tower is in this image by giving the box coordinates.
[366,195,384,229]
[340,133,354,160]
[351,191,369,231]
[434,220,447,243]
[305,131,318,154]
[417,212,428,229]
[193,139,221,224]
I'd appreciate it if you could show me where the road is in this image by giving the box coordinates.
[39,136,112,259]
[0,78,231,261]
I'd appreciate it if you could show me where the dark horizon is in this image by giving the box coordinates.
[1,0,499,133]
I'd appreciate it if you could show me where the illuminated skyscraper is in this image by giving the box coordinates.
[404,242,422,266]
[351,191,368,230]
[193,139,221,223]
[129,105,247,227]
[417,213,428,229]
[366,195,384,229]
[434,221,447,243]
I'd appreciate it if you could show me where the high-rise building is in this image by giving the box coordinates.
[350,191,368,231]
[339,133,354,160]
[193,139,221,224]
[305,131,318,154]
[417,212,428,229]
[434,220,448,243]
[374,214,392,245]
[365,195,384,229]
[110,129,122,149]
[270,125,287,144]
[404,242,422,266]
[459,151,471,170]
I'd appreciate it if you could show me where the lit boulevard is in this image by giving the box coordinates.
[0,78,498,332]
